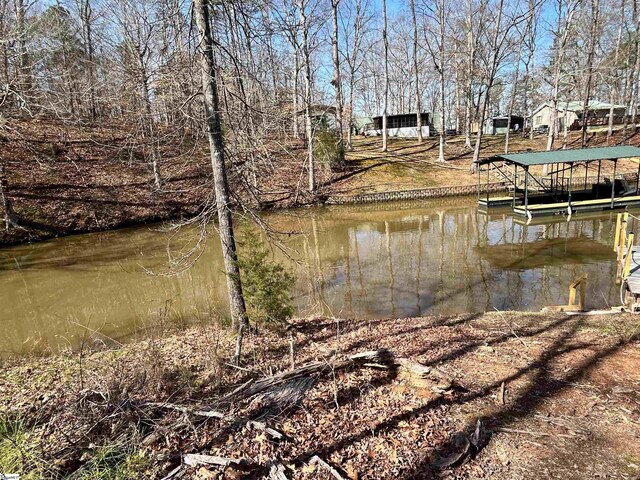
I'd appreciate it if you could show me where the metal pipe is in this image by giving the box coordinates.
[611,159,617,209]
[568,163,573,211]
[486,161,490,204]
[513,163,517,208]
[524,167,529,212]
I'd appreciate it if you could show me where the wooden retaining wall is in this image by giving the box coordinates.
[327,182,507,205]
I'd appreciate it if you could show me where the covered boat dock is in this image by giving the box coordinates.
[476,146,640,219]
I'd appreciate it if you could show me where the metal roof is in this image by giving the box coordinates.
[478,146,640,167]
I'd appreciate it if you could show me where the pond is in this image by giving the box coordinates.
[0,197,630,357]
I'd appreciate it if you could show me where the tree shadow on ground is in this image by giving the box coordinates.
[279,313,637,478]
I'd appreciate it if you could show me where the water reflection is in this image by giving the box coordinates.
[0,198,631,356]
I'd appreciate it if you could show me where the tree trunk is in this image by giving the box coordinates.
[464,0,476,150]
[410,0,423,142]
[80,0,97,121]
[471,0,504,171]
[608,0,624,140]
[299,0,315,192]
[381,0,389,152]
[331,0,344,155]
[193,0,249,361]
[292,47,300,139]
[505,35,523,153]
[0,164,12,231]
[14,0,30,112]
[580,0,600,148]
[437,0,446,162]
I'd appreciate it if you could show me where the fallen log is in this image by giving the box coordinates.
[216,348,456,404]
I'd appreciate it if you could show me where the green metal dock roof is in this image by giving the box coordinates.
[478,146,640,167]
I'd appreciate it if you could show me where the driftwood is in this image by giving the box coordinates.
[394,358,454,392]
[215,348,453,408]
[309,455,347,480]
[144,402,284,440]
[250,376,315,415]
[217,349,394,405]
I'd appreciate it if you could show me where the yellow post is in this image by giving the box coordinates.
[568,274,587,309]
[624,233,635,278]
[614,213,622,252]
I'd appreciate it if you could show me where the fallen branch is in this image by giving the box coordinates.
[216,349,394,405]
[495,427,575,439]
[183,453,254,469]
[144,402,284,440]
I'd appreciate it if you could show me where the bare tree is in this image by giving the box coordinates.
[381,0,388,152]
[580,0,600,147]
[194,0,249,362]
[410,0,423,142]
[298,0,315,192]
[546,0,580,151]
[331,0,344,155]
[607,0,625,139]
[423,0,448,162]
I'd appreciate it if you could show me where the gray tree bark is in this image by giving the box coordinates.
[410,0,423,142]
[298,0,315,192]
[193,0,249,361]
[381,0,389,152]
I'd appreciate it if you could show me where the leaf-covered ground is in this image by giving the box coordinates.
[1,311,639,479]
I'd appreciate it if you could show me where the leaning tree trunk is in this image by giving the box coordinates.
[193,0,249,362]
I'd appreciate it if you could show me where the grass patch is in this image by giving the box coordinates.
[71,443,152,480]
[0,415,44,479]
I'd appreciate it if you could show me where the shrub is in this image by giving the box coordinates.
[236,231,295,330]
[314,128,345,172]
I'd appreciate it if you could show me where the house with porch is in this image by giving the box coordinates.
[530,101,627,132]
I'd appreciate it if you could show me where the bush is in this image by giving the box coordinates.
[314,128,345,172]
[236,231,295,330]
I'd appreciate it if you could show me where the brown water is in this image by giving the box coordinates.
[0,197,630,357]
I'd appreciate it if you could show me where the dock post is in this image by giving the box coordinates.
[624,233,635,278]
[513,164,517,208]
[568,163,573,212]
[611,159,617,209]
[477,163,481,201]
[636,161,640,194]
[524,167,529,213]
[486,161,490,204]
[614,213,622,252]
